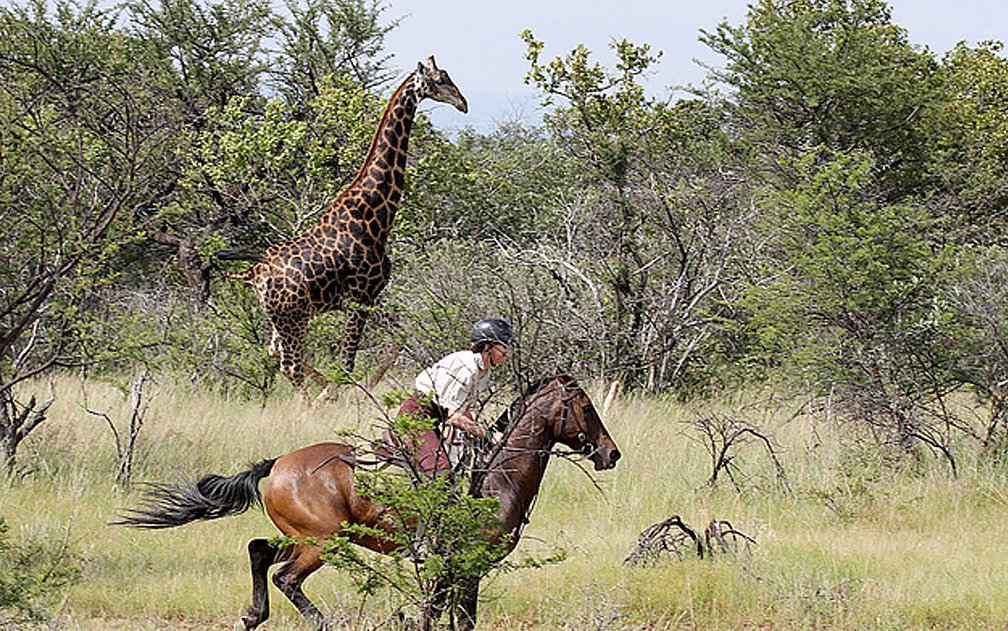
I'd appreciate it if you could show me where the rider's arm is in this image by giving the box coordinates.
[446,409,488,438]
[447,409,505,445]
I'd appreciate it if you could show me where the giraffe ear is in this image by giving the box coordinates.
[417,56,438,80]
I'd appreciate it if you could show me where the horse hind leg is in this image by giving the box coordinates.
[241,538,281,631]
[272,544,327,630]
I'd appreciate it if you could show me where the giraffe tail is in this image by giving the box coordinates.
[210,247,260,282]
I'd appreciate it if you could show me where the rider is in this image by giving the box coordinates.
[394,318,516,476]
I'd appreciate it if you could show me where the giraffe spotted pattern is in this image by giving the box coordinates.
[219,57,467,395]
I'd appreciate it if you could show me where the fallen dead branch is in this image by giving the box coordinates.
[623,514,756,566]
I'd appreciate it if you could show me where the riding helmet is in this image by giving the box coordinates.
[471,318,517,347]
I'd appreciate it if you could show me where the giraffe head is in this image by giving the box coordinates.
[413,56,468,113]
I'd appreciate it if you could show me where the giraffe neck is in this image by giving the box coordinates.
[334,73,419,240]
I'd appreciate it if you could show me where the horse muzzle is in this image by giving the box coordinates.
[589,441,621,470]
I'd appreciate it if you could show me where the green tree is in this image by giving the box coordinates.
[272,0,396,101]
[742,149,961,465]
[520,31,747,393]
[918,42,1008,456]
[399,122,576,247]
[322,472,510,630]
[125,0,396,303]
[0,0,182,475]
[123,0,272,115]
[922,41,1008,243]
[700,0,939,197]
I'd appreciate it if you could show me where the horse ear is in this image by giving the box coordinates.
[602,379,621,417]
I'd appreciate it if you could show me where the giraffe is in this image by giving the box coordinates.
[218,56,467,397]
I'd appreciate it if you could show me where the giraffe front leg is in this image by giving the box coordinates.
[314,307,368,404]
[338,307,368,374]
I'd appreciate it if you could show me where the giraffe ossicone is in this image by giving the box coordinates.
[217,56,467,399]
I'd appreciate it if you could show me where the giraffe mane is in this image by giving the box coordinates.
[343,73,415,193]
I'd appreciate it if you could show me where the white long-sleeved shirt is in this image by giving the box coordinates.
[415,350,490,414]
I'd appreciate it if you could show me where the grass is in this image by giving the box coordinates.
[3,374,1008,629]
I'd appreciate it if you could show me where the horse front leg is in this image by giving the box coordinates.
[242,538,281,630]
[457,576,481,631]
[420,575,452,631]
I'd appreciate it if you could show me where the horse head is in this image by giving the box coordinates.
[549,375,621,471]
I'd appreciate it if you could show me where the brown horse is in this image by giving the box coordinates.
[117,374,620,630]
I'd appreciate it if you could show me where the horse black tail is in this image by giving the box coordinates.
[113,459,276,529]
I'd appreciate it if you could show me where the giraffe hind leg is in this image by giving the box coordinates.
[313,307,369,403]
[275,323,329,397]
[338,307,368,375]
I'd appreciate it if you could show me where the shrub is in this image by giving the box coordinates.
[0,516,82,625]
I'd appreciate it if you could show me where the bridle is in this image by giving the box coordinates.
[472,376,611,523]
[483,378,599,468]
[549,381,600,463]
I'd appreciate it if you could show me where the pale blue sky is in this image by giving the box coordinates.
[380,0,1008,132]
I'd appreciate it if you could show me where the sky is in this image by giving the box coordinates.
[379,0,1008,133]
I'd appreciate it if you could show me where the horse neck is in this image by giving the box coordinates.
[481,397,558,535]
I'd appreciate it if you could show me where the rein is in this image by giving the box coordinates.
[474,380,607,499]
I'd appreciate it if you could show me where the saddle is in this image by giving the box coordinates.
[374,428,452,477]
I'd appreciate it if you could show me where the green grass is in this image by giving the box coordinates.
[3,375,1008,629]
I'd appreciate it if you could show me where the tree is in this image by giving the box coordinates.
[699,0,939,198]
[519,31,748,393]
[123,0,273,116]
[699,0,1008,467]
[741,149,962,465]
[921,41,1008,243]
[942,245,1008,456]
[122,0,396,304]
[0,0,408,421]
[0,0,181,475]
[272,0,396,101]
[322,470,510,630]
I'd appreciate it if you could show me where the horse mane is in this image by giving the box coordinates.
[493,373,579,432]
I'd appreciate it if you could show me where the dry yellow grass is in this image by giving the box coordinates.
[3,374,1008,630]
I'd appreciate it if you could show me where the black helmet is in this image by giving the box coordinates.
[471,318,516,348]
